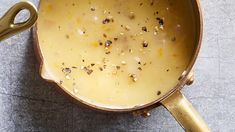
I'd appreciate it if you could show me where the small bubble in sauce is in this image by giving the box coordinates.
[73,88,79,94]
[121,61,126,65]
[65,75,70,80]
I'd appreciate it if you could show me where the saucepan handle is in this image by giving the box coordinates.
[161,91,211,132]
[0,1,38,41]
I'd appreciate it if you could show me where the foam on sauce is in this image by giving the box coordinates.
[37,0,195,108]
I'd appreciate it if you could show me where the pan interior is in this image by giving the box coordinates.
[37,0,197,109]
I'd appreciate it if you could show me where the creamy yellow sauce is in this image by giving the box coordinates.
[37,0,195,109]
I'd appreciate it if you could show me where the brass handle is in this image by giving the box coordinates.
[161,91,211,132]
[0,1,38,41]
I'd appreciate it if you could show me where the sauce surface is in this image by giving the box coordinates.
[37,0,195,108]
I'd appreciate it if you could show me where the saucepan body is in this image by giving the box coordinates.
[0,0,210,131]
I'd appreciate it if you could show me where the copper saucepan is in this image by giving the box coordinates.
[0,1,210,131]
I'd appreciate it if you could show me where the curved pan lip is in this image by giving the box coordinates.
[33,0,203,113]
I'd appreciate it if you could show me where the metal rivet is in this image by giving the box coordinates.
[141,111,151,118]
[186,71,194,86]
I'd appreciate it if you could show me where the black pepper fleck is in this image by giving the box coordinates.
[105,51,111,54]
[102,18,110,24]
[129,74,138,82]
[91,7,95,11]
[98,40,103,46]
[99,67,103,71]
[142,26,148,32]
[105,40,112,47]
[171,37,176,42]
[103,33,107,38]
[62,68,71,75]
[83,67,93,75]
[65,34,70,39]
[142,41,149,48]
[157,91,161,95]
[116,66,121,70]
[156,17,164,26]
[128,12,135,20]
[102,18,113,24]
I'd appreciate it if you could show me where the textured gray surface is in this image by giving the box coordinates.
[0,0,234,131]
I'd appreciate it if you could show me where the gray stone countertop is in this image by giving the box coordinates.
[0,0,234,131]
